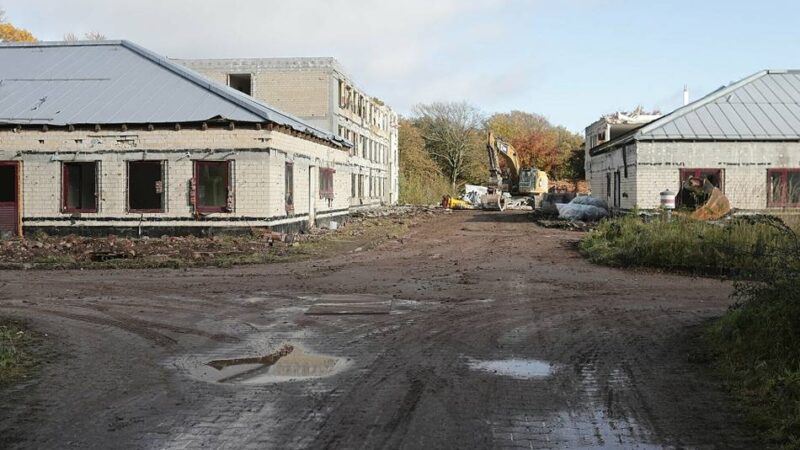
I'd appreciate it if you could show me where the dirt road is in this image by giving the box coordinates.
[0,211,755,449]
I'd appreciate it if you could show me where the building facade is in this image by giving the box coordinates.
[0,40,354,237]
[174,57,399,207]
[587,70,800,212]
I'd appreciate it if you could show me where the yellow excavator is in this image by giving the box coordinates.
[480,132,549,210]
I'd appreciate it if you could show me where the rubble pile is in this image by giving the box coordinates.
[0,206,441,268]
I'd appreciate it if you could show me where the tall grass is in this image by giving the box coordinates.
[0,322,35,383]
[580,214,797,278]
[582,213,800,447]
[398,172,453,205]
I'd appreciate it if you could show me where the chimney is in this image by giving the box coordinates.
[683,85,690,106]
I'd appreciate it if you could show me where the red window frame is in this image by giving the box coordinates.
[767,169,800,208]
[193,160,231,213]
[319,168,335,200]
[62,161,98,213]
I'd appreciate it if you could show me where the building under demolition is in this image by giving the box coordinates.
[174,57,399,207]
[587,70,800,211]
[0,40,355,237]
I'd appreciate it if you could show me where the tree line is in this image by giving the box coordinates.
[399,102,584,205]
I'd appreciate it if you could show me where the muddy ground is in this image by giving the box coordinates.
[0,210,756,449]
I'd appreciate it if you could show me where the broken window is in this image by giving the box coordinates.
[128,161,164,212]
[285,162,294,212]
[62,162,98,212]
[768,169,800,207]
[194,161,231,213]
[678,169,723,208]
[319,168,335,200]
[0,165,14,203]
[228,73,252,96]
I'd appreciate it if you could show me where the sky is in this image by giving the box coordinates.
[3,0,800,133]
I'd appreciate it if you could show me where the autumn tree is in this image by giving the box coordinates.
[398,118,453,204]
[486,111,584,180]
[0,9,37,43]
[413,102,486,189]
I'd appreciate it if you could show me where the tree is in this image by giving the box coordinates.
[0,9,37,43]
[64,31,107,41]
[84,31,106,40]
[413,102,485,189]
[486,111,584,180]
[398,118,453,204]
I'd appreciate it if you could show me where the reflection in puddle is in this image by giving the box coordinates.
[191,344,347,385]
[467,358,553,379]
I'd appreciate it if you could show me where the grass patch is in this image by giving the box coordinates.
[581,212,800,447]
[579,214,796,277]
[0,321,39,385]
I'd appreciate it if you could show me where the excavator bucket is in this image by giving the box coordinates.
[479,192,506,211]
[690,187,731,221]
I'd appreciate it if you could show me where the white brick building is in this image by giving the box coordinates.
[0,41,355,237]
[587,70,800,212]
[173,57,399,207]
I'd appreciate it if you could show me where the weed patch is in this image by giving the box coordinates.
[0,321,39,385]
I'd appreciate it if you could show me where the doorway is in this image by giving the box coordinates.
[0,162,19,237]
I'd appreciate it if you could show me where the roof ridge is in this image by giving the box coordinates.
[635,70,769,138]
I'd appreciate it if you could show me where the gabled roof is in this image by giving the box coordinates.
[0,40,349,147]
[591,70,800,155]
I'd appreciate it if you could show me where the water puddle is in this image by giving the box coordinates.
[190,344,348,384]
[467,358,553,379]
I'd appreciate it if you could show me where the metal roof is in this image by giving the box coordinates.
[0,40,349,147]
[591,70,800,155]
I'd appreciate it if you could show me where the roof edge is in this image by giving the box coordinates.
[634,70,770,138]
[117,41,349,148]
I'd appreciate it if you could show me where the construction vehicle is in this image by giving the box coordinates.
[480,132,549,210]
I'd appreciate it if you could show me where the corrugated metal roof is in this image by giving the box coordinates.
[0,40,349,147]
[591,70,800,155]
[640,70,800,140]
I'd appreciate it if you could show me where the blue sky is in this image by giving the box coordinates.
[3,0,799,133]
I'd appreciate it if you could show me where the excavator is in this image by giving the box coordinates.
[480,132,548,210]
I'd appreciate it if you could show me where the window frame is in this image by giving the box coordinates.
[62,161,99,213]
[285,161,294,213]
[193,160,232,214]
[127,160,166,213]
[319,167,335,200]
[767,168,800,208]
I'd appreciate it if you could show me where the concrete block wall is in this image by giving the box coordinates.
[636,141,800,210]
[175,57,399,206]
[0,126,352,231]
[587,144,637,209]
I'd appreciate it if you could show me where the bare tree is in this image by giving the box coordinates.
[62,32,79,41]
[413,102,484,189]
[0,8,6,23]
[84,31,106,40]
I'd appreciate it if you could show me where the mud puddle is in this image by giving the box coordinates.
[190,344,348,384]
[467,358,553,379]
